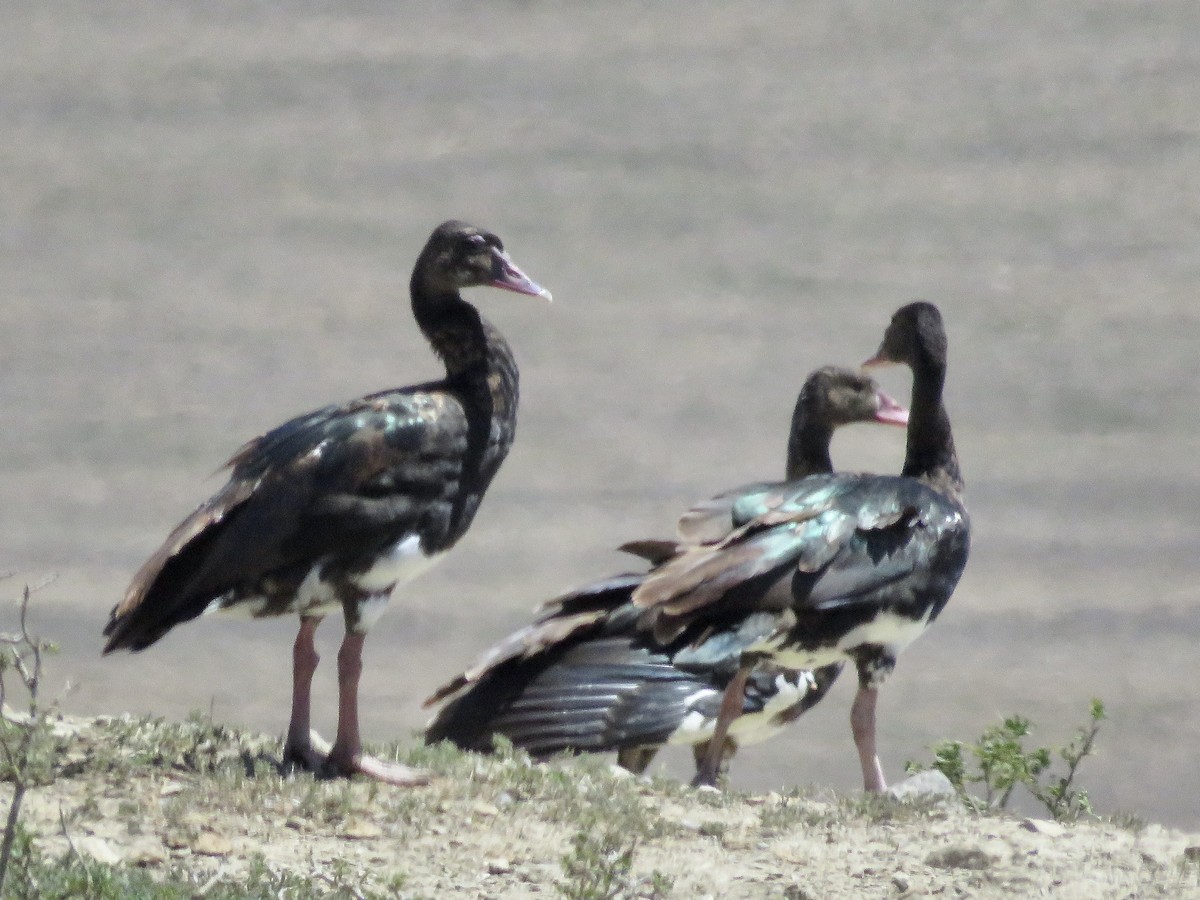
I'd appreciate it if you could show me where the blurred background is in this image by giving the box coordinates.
[2,2,1197,826]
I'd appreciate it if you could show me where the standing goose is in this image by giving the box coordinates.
[104,220,551,785]
[634,302,969,790]
[423,367,908,777]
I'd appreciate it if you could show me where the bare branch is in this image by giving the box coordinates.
[0,576,58,894]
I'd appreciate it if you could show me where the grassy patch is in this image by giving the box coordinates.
[2,826,407,900]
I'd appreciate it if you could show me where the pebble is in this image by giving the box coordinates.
[76,836,121,866]
[341,818,383,840]
[162,830,190,850]
[889,770,957,802]
[159,780,187,797]
[180,811,210,830]
[925,845,994,870]
[1020,818,1066,837]
[191,832,233,857]
[721,827,756,850]
[95,798,123,820]
[124,838,168,866]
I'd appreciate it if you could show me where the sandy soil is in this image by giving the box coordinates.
[7,716,1200,899]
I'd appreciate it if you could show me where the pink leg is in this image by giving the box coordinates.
[692,664,750,788]
[850,684,887,792]
[692,737,737,779]
[326,631,428,787]
[284,617,327,771]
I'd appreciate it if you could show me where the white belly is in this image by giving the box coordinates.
[203,533,446,625]
[752,608,933,670]
[353,534,447,592]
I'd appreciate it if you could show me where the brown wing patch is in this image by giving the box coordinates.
[633,537,769,615]
[422,609,606,707]
[631,506,832,643]
[617,538,681,565]
[104,476,258,648]
[675,496,739,545]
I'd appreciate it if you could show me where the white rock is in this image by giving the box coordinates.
[1020,818,1066,837]
[191,832,233,856]
[888,770,958,801]
[925,844,996,870]
[76,836,121,866]
[341,818,383,840]
[124,838,168,866]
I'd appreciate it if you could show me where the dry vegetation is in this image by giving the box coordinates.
[0,713,1196,899]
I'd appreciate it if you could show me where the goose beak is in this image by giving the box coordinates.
[490,249,553,302]
[873,389,909,427]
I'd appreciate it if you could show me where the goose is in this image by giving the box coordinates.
[635,302,969,790]
[424,367,908,779]
[104,220,550,785]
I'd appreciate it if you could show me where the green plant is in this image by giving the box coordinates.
[758,792,828,833]
[907,699,1106,821]
[0,831,407,900]
[556,827,638,900]
[1106,810,1147,834]
[1030,698,1105,820]
[645,870,675,898]
[1,825,166,900]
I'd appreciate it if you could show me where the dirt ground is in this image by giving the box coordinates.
[8,716,1200,899]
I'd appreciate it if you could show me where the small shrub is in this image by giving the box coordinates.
[645,870,675,898]
[758,791,829,833]
[557,827,638,900]
[0,579,60,895]
[2,834,406,900]
[907,699,1106,821]
[1107,810,1147,833]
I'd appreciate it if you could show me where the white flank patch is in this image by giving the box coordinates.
[203,565,345,619]
[201,535,445,625]
[670,707,720,746]
[732,672,815,746]
[354,534,447,592]
[294,564,343,617]
[672,708,787,748]
[669,687,722,744]
[667,671,819,748]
